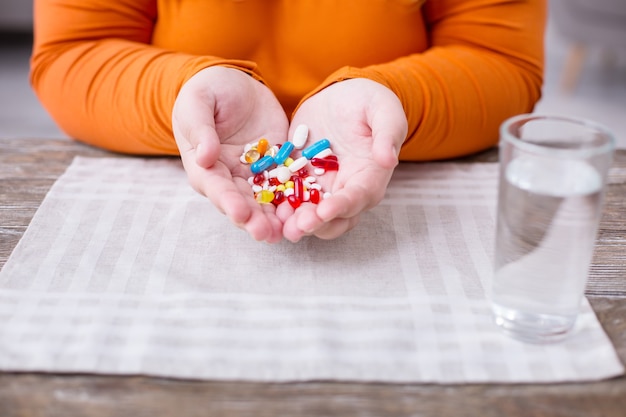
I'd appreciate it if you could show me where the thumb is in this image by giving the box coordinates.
[370,106,407,169]
[192,124,221,168]
[172,86,221,169]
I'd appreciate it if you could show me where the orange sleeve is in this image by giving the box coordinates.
[30,0,262,155]
[299,0,546,161]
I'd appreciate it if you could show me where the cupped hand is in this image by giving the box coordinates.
[279,78,408,242]
[172,66,289,243]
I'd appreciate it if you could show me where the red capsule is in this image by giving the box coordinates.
[309,188,320,204]
[253,173,265,185]
[272,190,285,206]
[287,195,301,209]
[294,177,304,201]
[311,157,339,171]
[296,168,309,178]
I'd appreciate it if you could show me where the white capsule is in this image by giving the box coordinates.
[269,166,292,183]
[288,156,308,172]
[312,148,332,159]
[291,124,309,149]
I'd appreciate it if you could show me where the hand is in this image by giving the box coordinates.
[279,78,408,242]
[172,66,289,243]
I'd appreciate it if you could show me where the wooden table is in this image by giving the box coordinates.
[1,138,625,417]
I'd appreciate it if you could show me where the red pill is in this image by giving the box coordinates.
[273,190,285,206]
[311,157,339,171]
[294,177,304,201]
[309,188,320,204]
[253,173,265,185]
[268,177,281,186]
[287,195,301,209]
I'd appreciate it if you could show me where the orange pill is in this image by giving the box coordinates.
[257,138,269,157]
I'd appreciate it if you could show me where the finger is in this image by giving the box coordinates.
[316,175,387,222]
[173,88,221,168]
[312,215,361,240]
[369,110,406,170]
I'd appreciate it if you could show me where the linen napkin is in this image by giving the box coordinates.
[0,157,623,383]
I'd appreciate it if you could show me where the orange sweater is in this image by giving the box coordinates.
[30,0,545,161]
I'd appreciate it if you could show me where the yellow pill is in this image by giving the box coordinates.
[284,157,294,167]
[285,180,294,189]
[276,184,286,192]
[255,190,275,204]
[245,148,260,164]
[266,146,278,157]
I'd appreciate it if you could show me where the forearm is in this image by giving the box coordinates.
[299,0,546,161]
[30,0,261,155]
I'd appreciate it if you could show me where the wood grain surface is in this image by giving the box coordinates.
[1,138,625,417]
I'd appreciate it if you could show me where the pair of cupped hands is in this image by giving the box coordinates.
[172,66,408,243]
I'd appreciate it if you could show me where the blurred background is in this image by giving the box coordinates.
[1,1,625,147]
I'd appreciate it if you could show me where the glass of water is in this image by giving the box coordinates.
[491,114,615,344]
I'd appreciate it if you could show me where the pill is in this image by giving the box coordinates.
[274,141,294,165]
[257,138,269,157]
[311,148,333,159]
[287,194,301,209]
[269,166,292,184]
[294,177,304,201]
[309,188,321,204]
[273,190,285,206]
[291,124,309,149]
[311,157,339,171]
[314,168,325,176]
[244,148,261,164]
[255,190,275,204]
[303,139,330,159]
[250,155,274,174]
[288,156,308,173]
[267,145,279,158]
[253,173,265,185]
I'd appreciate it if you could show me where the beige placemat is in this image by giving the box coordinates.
[0,157,623,383]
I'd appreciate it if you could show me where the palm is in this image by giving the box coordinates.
[281,78,407,241]
[173,67,289,243]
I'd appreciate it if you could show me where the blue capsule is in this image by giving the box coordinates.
[302,139,331,160]
[250,155,275,174]
[274,142,294,165]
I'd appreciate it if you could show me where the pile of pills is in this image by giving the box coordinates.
[239,124,339,208]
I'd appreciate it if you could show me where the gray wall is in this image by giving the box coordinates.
[0,1,33,31]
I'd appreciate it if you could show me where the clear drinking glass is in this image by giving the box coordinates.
[492,114,615,344]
